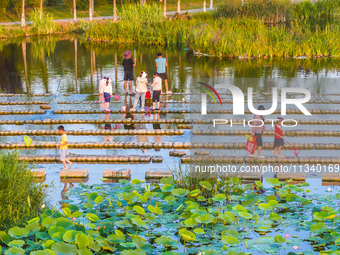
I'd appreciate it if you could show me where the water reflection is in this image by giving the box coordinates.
[1,35,340,94]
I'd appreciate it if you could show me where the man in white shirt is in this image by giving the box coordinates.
[148,72,162,110]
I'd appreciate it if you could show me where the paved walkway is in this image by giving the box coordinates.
[0,7,214,26]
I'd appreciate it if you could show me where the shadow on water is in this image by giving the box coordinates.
[1,34,340,94]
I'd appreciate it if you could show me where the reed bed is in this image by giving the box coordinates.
[84,3,340,58]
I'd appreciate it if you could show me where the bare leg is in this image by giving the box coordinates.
[124,81,127,93]
[258,146,262,156]
[278,146,282,157]
[129,81,132,94]
[164,79,168,92]
[157,102,160,109]
[272,147,277,155]
[62,161,67,169]
[152,102,156,109]
[65,158,73,168]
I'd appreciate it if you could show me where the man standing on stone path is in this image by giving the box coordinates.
[123,50,136,95]
[155,52,172,94]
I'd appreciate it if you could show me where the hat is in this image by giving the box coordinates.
[124,50,132,59]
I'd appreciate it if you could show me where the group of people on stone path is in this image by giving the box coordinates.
[99,51,172,112]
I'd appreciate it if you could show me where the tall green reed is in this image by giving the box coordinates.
[0,151,47,229]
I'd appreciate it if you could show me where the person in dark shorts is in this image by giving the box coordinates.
[148,72,162,110]
[123,50,136,95]
[155,52,171,94]
[272,117,284,158]
[251,105,266,158]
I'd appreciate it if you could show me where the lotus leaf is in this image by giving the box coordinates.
[8,226,29,238]
[63,230,77,242]
[265,178,282,187]
[219,211,235,222]
[179,229,196,242]
[147,205,163,215]
[77,248,93,255]
[30,251,50,255]
[188,189,201,196]
[311,222,328,233]
[155,236,178,247]
[184,218,198,228]
[4,247,25,255]
[212,194,227,202]
[86,192,98,203]
[269,212,283,221]
[131,217,147,228]
[94,196,103,204]
[195,213,214,224]
[222,235,239,246]
[172,188,189,197]
[162,184,174,192]
[133,205,146,215]
[132,179,143,185]
[121,249,146,255]
[274,235,286,243]
[258,203,272,211]
[238,212,252,219]
[51,242,77,255]
[8,240,25,247]
[86,213,99,222]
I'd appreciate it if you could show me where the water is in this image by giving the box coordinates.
[1,35,340,209]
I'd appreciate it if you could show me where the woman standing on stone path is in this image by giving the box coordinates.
[130,71,148,112]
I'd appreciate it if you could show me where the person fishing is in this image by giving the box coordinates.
[100,77,112,112]
[130,71,148,112]
[251,105,266,159]
[123,50,136,95]
[272,117,284,158]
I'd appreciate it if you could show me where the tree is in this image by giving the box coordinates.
[203,0,206,12]
[113,0,117,21]
[40,0,43,18]
[177,0,180,14]
[209,0,213,9]
[73,0,76,22]
[89,0,93,21]
[62,0,74,15]
[163,0,166,17]
[21,0,25,27]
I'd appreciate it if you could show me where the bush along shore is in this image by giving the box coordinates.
[82,1,340,59]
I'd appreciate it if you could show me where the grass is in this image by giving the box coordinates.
[0,150,47,229]
[0,0,223,23]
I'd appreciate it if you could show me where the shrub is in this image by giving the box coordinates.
[0,151,46,229]
[29,9,57,34]
[216,0,292,23]
[119,3,164,26]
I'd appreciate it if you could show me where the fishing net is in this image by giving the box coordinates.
[23,135,32,146]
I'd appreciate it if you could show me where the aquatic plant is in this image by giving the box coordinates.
[0,151,47,229]
[29,9,57,35]
[1,177,339,253]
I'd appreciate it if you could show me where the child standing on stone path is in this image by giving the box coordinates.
[148,72,162,110]
[272,117,285,158]
[57,125,73,170]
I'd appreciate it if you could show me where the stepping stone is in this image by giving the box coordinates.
[60,168,88,178]
[169,151,186,157]
[103,168,131,179]
[322,173,340,182]
[32,168,46,178]
[40,105,51,109]
[152,156,163,163]
[145,168,172,179]
[60,177,89,183]
[277,173,306,181]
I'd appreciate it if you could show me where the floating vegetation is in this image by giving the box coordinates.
[1,177,340,254]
